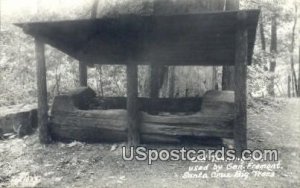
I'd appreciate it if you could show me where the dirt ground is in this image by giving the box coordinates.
[0,98,299,188]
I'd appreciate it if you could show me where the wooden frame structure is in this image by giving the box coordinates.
[16,10,260,153]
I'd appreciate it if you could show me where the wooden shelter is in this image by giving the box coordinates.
[16,9,260,153]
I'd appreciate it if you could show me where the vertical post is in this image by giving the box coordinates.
[79,61,87,87]
[126,63,140,146]
[35,38,51,144]
[234,11,248,155]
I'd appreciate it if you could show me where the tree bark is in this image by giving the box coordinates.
[298,45,300,96]
[258,7,269,72]
[96,66,104,96]
[259,8,266,52]
[51,111,234,143]
[50,89,235,143]
[145,0,227,97]
[0,0,1,32]
[292,73,296,97]
[91,0,98,18]
[290,5,298,97]
[290,56,298,96]
[79,62,87,86]
[78,0,99,87]
[234,11,248,155]
[148,6,169,100]
[150,65,161,99]
[268,14,277,97]
[288,75,291,98]
[222,0,239,90]
[168,66,175,98]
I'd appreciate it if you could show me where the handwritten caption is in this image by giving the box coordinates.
[182,160,282,180]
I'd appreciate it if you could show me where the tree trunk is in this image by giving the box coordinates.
[298,45,300,96]
[267,14,277,97]
[143,0,227,98]
[148,6,170,99]
[291,56,298,97]
[259,10,266,52]
[79,62,87,86]
[0,0,1,32]
[91,0,98,18]
[258,6,269,71]
[79,0,99,87]
[288,75,291,98]
[150,65,161,99]
[290,4,298,97]
[168,66,175,98]
[292,73,296,97]
[222,0,239,90]
[96,66,104,96]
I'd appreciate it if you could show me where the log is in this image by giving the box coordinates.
[51,87,96,113]
[51,110,233,133]
[69,87,96,110]
[50,88,235,144]
[51,122,182,144]
[91,97,203,113]
[0,104,37,137]
[50,109,233,143]
[201,90,234,115]
[55,87,203,114]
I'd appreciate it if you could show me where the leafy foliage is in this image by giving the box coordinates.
[0,0,299,107]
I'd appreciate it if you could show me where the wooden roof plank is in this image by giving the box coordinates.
[15,9,260,66]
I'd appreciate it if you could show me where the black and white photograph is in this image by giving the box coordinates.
[0,0,299,187]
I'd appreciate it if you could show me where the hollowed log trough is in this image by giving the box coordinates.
[50,87,234,144]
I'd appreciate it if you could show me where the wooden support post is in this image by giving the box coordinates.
[79,61,87,86]
[35,38,51,144]
[234,12,248,155]
[126,63,140,146]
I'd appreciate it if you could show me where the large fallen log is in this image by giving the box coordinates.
[52,87,203,113]
[0,104,37,137]
[90,97,203,113]
[50,87,234,143]
[51,110,233,143]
